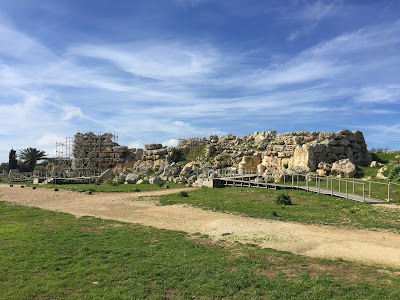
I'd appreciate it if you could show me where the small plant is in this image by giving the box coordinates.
[283,163,288,169]
[271,211,279,217]
[275,193,292,205]
[133,188,140,192]
[157,181,165,187]
[180,191,189,197]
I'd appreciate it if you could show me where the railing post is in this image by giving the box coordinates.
[283,174,285,186]
[339,178,341,193]
[318,178,320,194]
[388,182,391,203]
[369,181,371,198]
[331,178,333,196]
[306,174,309,191]
[292,174,294,187]
[346,181,348,199]
[353,178,355,194]
[297,174,299,188]
[363,183,365,202]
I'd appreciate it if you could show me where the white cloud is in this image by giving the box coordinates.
[288,0,339,41]
[127,141,145,149]
[356,85,400,103]
[62,104,84,121]
[36,133,65,157]
[70,41,220,82]
[162,138,179,147]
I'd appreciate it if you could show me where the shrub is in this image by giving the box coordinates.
[275,193,292,205]
[157,181,165,187]
[283,163,289,169]
[388,165,400,182]
[180,191,189,197]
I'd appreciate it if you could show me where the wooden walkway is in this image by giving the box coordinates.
[217,175,387,204]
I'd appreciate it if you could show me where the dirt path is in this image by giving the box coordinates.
[1,184,400,268]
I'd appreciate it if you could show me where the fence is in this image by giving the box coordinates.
[210,167,398,203]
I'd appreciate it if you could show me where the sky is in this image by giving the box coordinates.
[0,0,400,163]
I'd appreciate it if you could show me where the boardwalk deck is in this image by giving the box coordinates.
[217,175,387,204]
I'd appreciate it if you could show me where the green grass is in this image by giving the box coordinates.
[176,145,207,165]
[371,151,400,164]
[1,201,400,299]
[9,182,187,193]
[160,187,400,232]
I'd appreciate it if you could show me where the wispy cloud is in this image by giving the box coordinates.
[356,85,400,103]
[288,0,340,41]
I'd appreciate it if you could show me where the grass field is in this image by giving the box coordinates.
[160,187,400,232]
[1,201,400,299]
[11,182,187,193]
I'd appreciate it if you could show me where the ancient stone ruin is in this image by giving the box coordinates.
[51,129,372,183]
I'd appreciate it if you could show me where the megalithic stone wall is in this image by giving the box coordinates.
[71,132,143,173]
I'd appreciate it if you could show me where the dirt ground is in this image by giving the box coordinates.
[1,184,400,268]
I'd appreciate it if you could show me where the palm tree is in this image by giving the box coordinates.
[19,148,47,171]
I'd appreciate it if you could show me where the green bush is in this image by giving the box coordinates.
[388,165,400,182]
[180,191,189,197]
[275,193,292,205]
[157,181,165,187]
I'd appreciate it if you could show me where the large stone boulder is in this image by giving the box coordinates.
[238,156,260,173]
[149,176,161,184]
[96,169,113,183]
[376,166,388,179]
[161,163,180,178]
[145,144,162,150]
[331,159,357,177]
[125,173,140,184]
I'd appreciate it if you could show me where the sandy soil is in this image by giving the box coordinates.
[1,184,400,268]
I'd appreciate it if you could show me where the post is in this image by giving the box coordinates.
[306,174,309,191]
[346,181,348,199]
[388,182,391,203]
[318,178,320,194]
[292,174,294,187]
[339,178,341,193]
[353,178,355,194]
[331,178,333,196]
[297,174,299,188]
[363,183,365,202]
[369,181,371,198]
[283,174,285,186]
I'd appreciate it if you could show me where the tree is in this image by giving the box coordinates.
[9,149,18,170]
[19,148,47,171]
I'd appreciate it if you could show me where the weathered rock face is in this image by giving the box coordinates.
[96,169,113,183]
[238,156,260,171]
[71,132,144,174]
[175,129,371,175]
[125,173,140,184]
[331,159,357,177]
[266,130,371,172]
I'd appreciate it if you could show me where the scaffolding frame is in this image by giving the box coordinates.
[54,132,119,179]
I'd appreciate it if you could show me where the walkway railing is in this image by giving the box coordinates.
[204,167,398,203]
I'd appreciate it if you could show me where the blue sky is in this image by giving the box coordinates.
[0,0,399,162]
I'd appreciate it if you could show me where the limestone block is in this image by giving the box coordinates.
[145,144,163,150]
[331,159,356,177]
[96,169,113,183]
